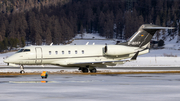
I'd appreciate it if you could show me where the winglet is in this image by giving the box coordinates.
[131,51,139,60]
[50,42,53,46]
[86,42,89,45]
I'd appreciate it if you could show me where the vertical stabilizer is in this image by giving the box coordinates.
[127,24,174,48]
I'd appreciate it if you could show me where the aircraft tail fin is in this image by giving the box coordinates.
[126,24,174,48]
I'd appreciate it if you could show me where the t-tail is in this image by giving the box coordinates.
[125,24,174,48]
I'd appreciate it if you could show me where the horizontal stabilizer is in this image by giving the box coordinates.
[143,27,175,30]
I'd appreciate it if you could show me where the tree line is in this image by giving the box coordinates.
[0,0,180,52]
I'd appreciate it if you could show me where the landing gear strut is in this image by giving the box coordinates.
[20,65,25,74]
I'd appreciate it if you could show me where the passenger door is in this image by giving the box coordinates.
[35,47,43,64]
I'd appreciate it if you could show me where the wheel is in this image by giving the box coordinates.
[78,67,82,70]
[82,68,88,73]
[20,70,25,74]
[90,68,97,73]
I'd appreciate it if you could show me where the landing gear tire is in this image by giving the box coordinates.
[90,68,97,73]
[20,70,25,74]
[78,67,82,70]
[82,68,89,73]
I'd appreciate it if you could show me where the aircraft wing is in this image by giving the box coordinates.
[51,51,139,67]
[51,59,127,67]
[51,58,131,67]
[68,59,129,65]
[70,51,139,66]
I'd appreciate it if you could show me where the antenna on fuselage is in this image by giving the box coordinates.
[50,42,53,46]
[86,42,89,45]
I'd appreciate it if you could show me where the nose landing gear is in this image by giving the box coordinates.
[20,65,25,74]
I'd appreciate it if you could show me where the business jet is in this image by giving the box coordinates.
[3,24,174,73]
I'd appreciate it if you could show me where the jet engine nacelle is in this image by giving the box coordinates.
[104,45,136,56]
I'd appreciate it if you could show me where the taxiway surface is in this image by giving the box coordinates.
[1,66,180,70]
[1,66,180,75]
[1,74,180,101]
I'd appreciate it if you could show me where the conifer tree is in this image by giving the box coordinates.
[45,28,52,45]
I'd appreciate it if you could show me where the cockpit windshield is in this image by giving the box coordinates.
[17,49,30,53]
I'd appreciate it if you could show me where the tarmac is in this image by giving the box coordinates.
[1,73,180,101]
[1,66,180,75]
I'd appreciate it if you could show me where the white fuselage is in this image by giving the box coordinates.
[4,45,148,67]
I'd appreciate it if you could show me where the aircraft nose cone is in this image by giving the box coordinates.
[3,58,9,63]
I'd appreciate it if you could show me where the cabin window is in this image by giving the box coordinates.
[68,51,71,54]
[82,50,84,54]
[49,51,51,55]
[24,49,30,52]
[62,51,64,54]
[55,51,58,55]
[18,49,24,53]
[17,49,30,53]
[75,50,77,54]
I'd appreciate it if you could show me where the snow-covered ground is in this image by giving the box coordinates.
[0,52,15,66]
[123,49,180,67]
[74,32,107,39]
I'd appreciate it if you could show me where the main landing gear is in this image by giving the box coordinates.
[20,65,25,74]
[79,66,97,73]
